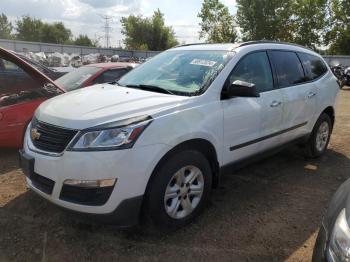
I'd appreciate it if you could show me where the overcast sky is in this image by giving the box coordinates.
[1,0,237,47]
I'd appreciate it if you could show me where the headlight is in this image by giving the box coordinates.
[69,116,152,151]
[329,209,350,261]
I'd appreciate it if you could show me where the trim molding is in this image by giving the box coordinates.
[230,122,308,151]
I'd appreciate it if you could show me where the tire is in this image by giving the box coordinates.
[305,113,333,158]
[145,150,212,231]
[340,79,346,89]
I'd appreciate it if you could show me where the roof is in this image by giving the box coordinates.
[85,62,139,69]
[172,41,315,54]
[237,41,314,52]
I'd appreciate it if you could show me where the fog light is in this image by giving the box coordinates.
[63,178,116,188]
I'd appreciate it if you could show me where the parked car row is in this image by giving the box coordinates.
[0,47,138,148]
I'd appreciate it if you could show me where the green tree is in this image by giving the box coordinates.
[236,0,294,41]
[0,13,13,39]
[326,0,350,55]
[198,0,237,43]
[16,15,43,42]
[40,22,71,44]
[292,0,328,50]
[16,16,71,44]
[73,34,96,47]
[121,9,178,51]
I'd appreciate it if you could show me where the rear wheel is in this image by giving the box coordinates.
[305,113,332,158]
[145,150,212,231]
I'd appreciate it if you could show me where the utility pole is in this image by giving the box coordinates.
[100,15,112,48]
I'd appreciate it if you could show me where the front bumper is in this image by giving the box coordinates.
[21,127,171,226]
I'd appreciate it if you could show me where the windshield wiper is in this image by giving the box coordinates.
[124,84,174,95]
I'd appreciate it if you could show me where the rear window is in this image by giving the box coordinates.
[55,66,101,91]
[94,68,128,84]
[270,51,305,88]
[298,53,328,81]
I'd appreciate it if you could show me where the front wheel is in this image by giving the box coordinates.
[145,150,212,231]
[305,113,333,158]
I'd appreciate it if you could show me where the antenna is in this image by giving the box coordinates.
[100,15,113,48]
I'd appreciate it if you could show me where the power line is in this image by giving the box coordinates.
[100,15,113,48]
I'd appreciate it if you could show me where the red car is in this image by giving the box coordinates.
[55,62,138,92]
[0,47,65,148]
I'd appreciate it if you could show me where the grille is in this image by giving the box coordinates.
[31,118,78,153]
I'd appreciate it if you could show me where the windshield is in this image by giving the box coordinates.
[118,50,234,96]
[55,66,101,91]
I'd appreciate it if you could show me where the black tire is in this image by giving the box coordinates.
[340,79,346,89]
[305,113,333,158]
[144,150,212,231]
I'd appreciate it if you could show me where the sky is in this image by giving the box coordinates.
[1,0,237,47]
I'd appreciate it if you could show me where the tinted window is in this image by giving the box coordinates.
[0,58,58,108]
[2,58,23,71]
[270,51,305,88]
[228,51,273,93]
[298,53,328,80]
[94,68,128,84]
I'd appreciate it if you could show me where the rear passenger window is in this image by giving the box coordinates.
[298,53,328,81]
[229,51,274,93]
[270,51,305,88]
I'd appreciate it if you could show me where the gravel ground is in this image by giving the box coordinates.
[0,89,349,262]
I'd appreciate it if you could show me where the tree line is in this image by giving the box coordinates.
[0,0,349,54]
[198,0,350,55]
[0,14,97,47]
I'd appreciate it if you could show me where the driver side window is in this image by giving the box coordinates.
[229,52,274,93]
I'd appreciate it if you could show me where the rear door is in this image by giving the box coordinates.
[269,50,317,143]
[222,51,284,165]
[0,48,64,148]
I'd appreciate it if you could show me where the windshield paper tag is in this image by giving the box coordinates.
[190,59,217,67]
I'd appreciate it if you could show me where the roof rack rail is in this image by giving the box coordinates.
[238,41,313,51]
[173,42,212,48]
[172,41,314,52]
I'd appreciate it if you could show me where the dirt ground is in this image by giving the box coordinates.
[0,89,350,262]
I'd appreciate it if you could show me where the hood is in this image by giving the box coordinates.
[35,84,189,129]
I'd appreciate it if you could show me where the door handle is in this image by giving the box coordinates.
[270,101,282,108]
[307,92,316,99]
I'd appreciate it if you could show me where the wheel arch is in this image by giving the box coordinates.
[139,138,220,223]
[321,106,335,127]
[145,139,220,195]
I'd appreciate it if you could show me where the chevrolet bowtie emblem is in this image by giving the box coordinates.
[30,128,41,140]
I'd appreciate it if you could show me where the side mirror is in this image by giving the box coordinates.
[225,80,260,98]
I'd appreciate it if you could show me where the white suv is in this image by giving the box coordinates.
[20,42,339,229]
